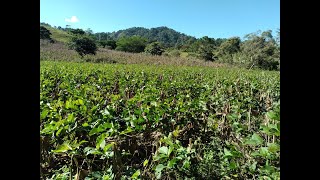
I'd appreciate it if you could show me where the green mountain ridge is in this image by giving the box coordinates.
[41,22,197,47]
[105,26,197,48]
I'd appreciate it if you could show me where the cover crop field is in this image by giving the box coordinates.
[40,61,280,179]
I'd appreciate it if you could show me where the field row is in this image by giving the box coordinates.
[40,61,280,179]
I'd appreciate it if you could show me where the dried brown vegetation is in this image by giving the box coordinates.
[40,40,226,68]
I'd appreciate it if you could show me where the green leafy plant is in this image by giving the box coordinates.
[40,61,279,179]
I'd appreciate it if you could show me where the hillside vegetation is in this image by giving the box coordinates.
[41,24,74,43]
[41,22,280,70]
[105,26,197,48]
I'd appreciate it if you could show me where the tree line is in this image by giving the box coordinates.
[40,23,279,70]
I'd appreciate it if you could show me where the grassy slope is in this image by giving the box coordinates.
[42,25,73,43]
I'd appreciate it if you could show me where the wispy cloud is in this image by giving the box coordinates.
[65,16,79,23]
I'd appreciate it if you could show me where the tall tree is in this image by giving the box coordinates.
[145,41,165,55]
[40,26,53,42]
[215,37,241,62]
[197,36,216,61]
[241,30,279,70]
[68,36,97,58]
[116,36,147,53]
[70,28,86,35]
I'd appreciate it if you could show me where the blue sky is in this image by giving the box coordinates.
[40,0,279,39]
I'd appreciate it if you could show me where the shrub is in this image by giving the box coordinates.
[145,42,165,56]
[40,26,53,42]
[68,36,97,58]
[116,36,147,53]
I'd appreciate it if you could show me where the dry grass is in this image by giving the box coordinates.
[40,40,226,68]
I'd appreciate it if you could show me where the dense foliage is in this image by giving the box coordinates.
[98,40,117,50]
[40,26,53,42]
[40,61,280,179]
[116,36,148,53]
[69,28,86,36]
[144,42,165,56]
[98,27,197,48]
[239,31,279,70]
[68,36,98,57]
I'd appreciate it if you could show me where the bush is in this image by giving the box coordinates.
[98,40,117,49]
[40,26,53,42]
[116,36,147,53]
[69,28,86,35]
[68,36,97,58]
[145,42,165,56]
[198,47,214,61]
[168,49,181,57]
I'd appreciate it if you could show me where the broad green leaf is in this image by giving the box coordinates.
[89,122,112,136]
[151,101,158,107]
[155,164,165,173]
[252,133,264,144]
[159,146,169,155]
[167,159,176,168]
[100,139,106,149]
[260,125,271,135]
[40,109,49,120]
[168,146,174,156]
[52,143,72,153]
[131,170,140,179]
[82,122,89,127]
[120,127,133,135]
[84,147,102,155]
[56,127,64,136]
[103,142,114,152]
[77,99,84,105]
[73,140,88,149]
[89,128,101,136]
[65,100,73,109]
[173,130,179,137]
[267,143,280,153]
[96,133,107,149]
[155,164,165,179]
[224,148,233,158]
[249,162,257,172]
[100,122,112,129]
[182,160,190,169]
[67,113,75,122]
[156,172,162,180]
[251,151,260,157]
[269,124,280,136]
[227,113,238,121]
[101,109,110,116]
[266,111,280,121]
[262,164,275,174]
[153,154,161,161]
[102,175,111,180]
[229,161,237,169]
[259,147,269,157]
[245,133,264,146]
[143,159,149,167]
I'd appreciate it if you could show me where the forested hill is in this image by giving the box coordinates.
[41,22,280,71]
[96,26,197,48]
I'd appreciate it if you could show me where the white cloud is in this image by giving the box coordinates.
[65,16,79,23]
